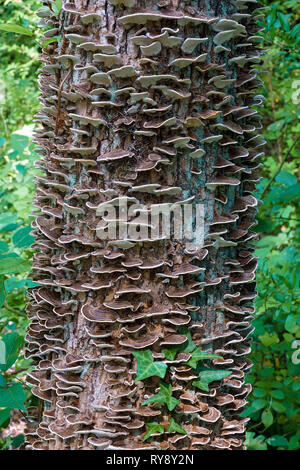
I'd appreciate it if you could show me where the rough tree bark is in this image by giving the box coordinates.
[25,0,265,450]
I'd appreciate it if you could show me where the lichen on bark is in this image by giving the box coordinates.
[25,0,265,450]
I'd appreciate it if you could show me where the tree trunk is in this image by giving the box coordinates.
[26,0,264,450]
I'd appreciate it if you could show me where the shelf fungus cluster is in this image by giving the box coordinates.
[26,0,265,450]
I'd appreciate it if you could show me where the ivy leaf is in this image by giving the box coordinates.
[133,350,167,381]
[0,275,5,308]
[143,421,164,441]
[267,435,288,447]
[166,418,187,435]
[0,333,23,372]
[52,0,63,15]
[262,409,273,428]
[186,349,222,369]
[142,382,180,411]
[0,257,31,274]
[0,382,26,411]
[271,400,286,413]
[0,24,33,37]
[192,369,232,392]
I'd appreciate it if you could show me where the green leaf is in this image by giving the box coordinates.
[133,350,167,381]
[162,327,197,361]
[274,184,300,203]
[275,171,297,187]
[192,369,232,392]
[267,435,288,447]
[180,327,197,354]
[251,399,267,411]
[143,421,164,441]
[277,12,290,32]
[166,418,187,435]
[0,340,6,364]
[186,349,222,369]
[267,119,285,132]
[142,382,180,411]
[5,277,38,292]
[0,374,6,387]
[0,257,31,274]
[0,333,23,372]
[42,35,60,49]
[0,408,10,427]
[162,347,178,361]
[0,275,5,308]
[262,409,273,428]
[12,226,34,248]
[285,314,297,333]
[0,223,19,233]
[271,389,284,400]
[245,432,267,450]
[0,382,26,411]
[0,241,9,254]
[0,24,33,37]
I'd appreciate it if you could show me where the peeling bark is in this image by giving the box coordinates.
[26,0,265,450]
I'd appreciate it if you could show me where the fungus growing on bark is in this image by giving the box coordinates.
[26,0,264,450]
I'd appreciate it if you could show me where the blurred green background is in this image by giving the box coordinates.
[0,0,299,450]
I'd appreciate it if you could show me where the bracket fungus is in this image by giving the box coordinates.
[26,0,264,451]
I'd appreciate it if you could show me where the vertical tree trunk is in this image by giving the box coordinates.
[26,0,264,450]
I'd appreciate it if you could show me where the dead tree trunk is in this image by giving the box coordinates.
[26,0,264,450]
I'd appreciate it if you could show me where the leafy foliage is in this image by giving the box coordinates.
[0,0,298,451]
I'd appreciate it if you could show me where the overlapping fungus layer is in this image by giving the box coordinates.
[25,0,264,450]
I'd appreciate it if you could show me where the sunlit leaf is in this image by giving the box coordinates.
[143,421,164,441]
[192,369,232,392]
[0,24,33,36]
[0,382,26,411]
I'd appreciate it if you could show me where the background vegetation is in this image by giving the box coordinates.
[0,0,299,450]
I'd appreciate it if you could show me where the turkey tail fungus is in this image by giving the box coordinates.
[25,0,265,450]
